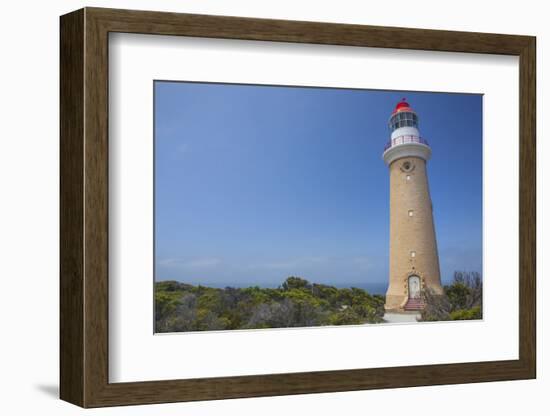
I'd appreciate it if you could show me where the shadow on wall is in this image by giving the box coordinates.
[34,384,58,399]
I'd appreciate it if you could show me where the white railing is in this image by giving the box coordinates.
[384,135,429,151]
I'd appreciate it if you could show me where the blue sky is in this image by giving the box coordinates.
[154,81,482,294]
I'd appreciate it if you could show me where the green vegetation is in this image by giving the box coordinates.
[155,271,482,332]
[155,277,386,332]
[420,271,483,322]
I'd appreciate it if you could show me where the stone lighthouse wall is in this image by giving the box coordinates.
[385,155,443,311]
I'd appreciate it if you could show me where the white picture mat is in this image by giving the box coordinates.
[109,33,519,383]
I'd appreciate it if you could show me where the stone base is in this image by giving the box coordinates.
[383,311,421,324]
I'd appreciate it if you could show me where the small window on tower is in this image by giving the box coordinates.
[406,175,411,181]
[408,210,414,217]
[410,251,416,258]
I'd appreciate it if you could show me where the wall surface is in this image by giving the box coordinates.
[386,155,443,311]
[0,0,546,414]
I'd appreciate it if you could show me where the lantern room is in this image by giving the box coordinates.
[388,99,419,132]
[383,98,431,166]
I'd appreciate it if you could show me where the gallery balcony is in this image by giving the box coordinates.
[383,135,430,151]
[382,135,432,166]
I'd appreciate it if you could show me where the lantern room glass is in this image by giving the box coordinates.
[389,111,419,131]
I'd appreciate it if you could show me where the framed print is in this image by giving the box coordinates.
[60,7,536,408]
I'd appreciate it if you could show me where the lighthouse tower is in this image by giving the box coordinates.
[383,99,443,312]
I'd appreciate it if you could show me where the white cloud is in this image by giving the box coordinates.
[352,256,372,270]
[158,257,221,269]
[244,256,375,272]
[246,256,327,271]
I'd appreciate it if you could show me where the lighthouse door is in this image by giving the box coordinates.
[408,275,421,299]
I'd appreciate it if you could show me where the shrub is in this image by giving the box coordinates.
[450,306,482,320]
[420,271,483,322]
[155,277,386,331]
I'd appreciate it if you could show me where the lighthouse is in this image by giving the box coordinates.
[383,99,443,312]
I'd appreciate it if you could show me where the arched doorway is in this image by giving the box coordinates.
[408,275,421,299]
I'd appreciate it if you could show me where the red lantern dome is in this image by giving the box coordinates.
[392,98,413,114]
[387,98,420,134]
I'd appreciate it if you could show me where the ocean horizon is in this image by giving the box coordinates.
[156,278,389,296]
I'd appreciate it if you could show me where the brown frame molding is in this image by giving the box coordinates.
[60,7,536,408]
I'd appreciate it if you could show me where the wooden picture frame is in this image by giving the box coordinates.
[60,7,536,408]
